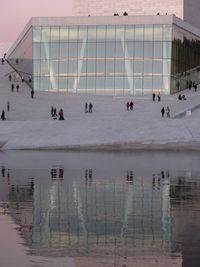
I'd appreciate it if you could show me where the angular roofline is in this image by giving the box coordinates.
[7,14,200,58]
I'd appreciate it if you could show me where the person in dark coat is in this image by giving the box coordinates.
[16,84,19,92]
[161,107,165,117]
[51,106,54,117]
[31,89,34,98]
[85,102,88,113]
[89,102,93,113]
[11,83,14,92]
[58,108,64,120]
[7,101,10,112]
[1,110,5,120]
[152,93,156,101]
[9,74,12,82]
[130,101,134,110]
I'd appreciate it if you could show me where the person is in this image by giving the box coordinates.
[126,101,130,111]
[178,94,182,100]
[21,76,24,83]
[31,89,34,98]
[89,102,93,113]
[161,107,165,117]
[11,83,14,92]
[123,11,128,16]
[85,102,88,113]
[194,84,197,92]
[1,58,4,64]
[157,92,161,101]
[58,108,64,120]
[130,101,134,110]
[7,101,10,112]
[182,95,187,100]
[9,74,12,82]
[16,84,19,92]
[1,110,5,120]
[152,93,156,101]
[53,108,57,119]
[51,106,54,117]
[166,106,170,118]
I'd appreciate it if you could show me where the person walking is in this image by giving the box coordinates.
[85,102,88,113]
[1,110,5,120]
[7,101,10,112]
[58,108,64,120]
[11,83,14,92]
[130,101,134,111]
[89,102,93,113]
[9,74,12,82]
[16,84,19,92]
[51,106,54,117]
[31,89,34,99]
[161,107,165,117]
[152,93,156,101]
[166,106,170,118]
[157,92,161,101]
[126,101,130,111]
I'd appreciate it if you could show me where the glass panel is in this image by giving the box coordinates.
[87,26,96,42]
[115,59,124,75]
[125,25,134,41]
[51,27,60,42]
[106,42,115,58]
[125,42,134,58]
[69,43,77,58]
[33,27,41,43]
[163,59,171,75]
[106,60,114,75]
[144,60,152,74]
[87,43,96,58]
[153,60,163,74]
[116,25,124,41]
[59,60,68,75]
[41,43,50,59]
[49,77,58,90]
[77,77,86,91]
[134,60,143,75]
[135,42,143,59]
[144,42,153,58]
[135,25,144,41]
[33,60,41,76]
[133,77,143,93]
[60,43,68,59]
[87,77,95,90]
[41,60,50,76]
[50,60,59,75]
[154,42,163,59]
[143,77,153,90]
[34,77,40,90]
[97,25,106,41]
[96,77,105,94]
[78,26,87,41]
[153,76,162,89]
[60,27,68,42]
[40,77,50,89]
[105,77,114,94]
[163,25,172,41]
[154,25,163,41]
[115,77,124,93]
[68,60,77,75]
[163,42,171,58]
[144,25,153,41]
[96,60,105,74]
[106,25,116,41]
[50,43,59,59]
[41,27,50,42]
[69,26,78,42]
[97,43,105,58]
[33,43,40,59]
[87,60,96,74]
[59,77,68,90]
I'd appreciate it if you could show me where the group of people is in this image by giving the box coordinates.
[178,94,187,101]
[161,106,170,118]
[85,102,93,113]
[152,92,161,101]
[188,80,198,91]
[9,73,34,98]
[51,106,64,120]
[126,101,134,111]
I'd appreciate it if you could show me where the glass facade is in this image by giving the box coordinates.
[7,22,200,95]
[32,24,172,95]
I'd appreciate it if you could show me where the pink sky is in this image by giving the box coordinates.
[0,0,73,42]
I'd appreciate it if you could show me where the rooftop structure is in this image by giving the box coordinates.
[6,15,200,95]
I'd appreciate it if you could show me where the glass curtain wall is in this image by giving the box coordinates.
[171,25,200,94]
[7,27,33,87]
[33,24,172,95]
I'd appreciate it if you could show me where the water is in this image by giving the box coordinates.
[0,151,200,267]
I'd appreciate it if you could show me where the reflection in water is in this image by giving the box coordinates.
[0,151,200,266]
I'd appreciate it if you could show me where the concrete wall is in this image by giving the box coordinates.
[73,0,183,18]
[184,0,200,29]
